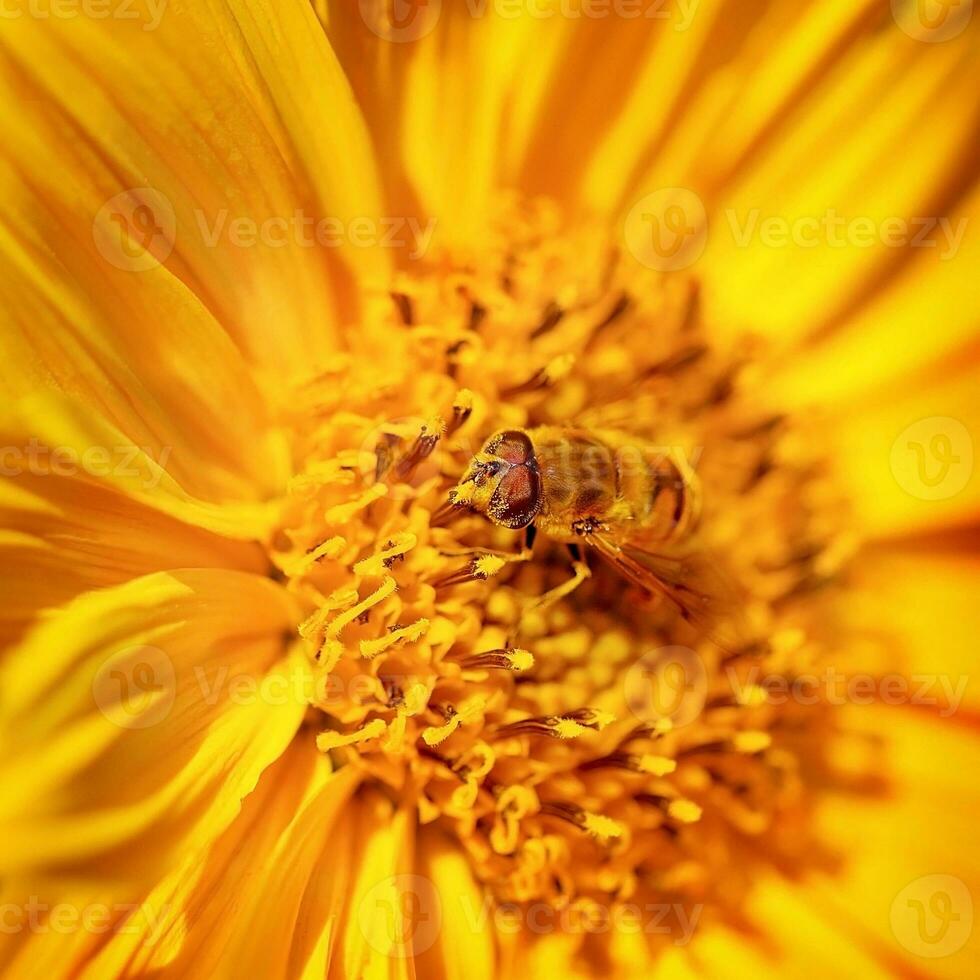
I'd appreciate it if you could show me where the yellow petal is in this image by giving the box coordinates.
[700,21,980,346]
[0,0,389,380]
[325,7,524,250]
[827,365,980,538]
[844,546,980,713]
[81,739,361,980]
[0,391,279,539]
[809,705,980,979]
[329,793,416,980]
[763,180,980,406]
[0,470,266,649]
[0,569,305,880]
[415,833,495,980]
[0,876,139,980]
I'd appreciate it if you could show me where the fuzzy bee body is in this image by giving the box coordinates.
[448,426,738,646]
[525,426,699,544]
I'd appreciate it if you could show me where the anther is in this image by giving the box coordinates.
[494,708,614,740]
[540,802,623,841]
[455,648,535,671]
[393,421,443,481]
[432,554,506,589]
[581,752,677,777]
[501,353,574,395]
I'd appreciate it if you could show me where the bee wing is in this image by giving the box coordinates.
[585,530,750,651]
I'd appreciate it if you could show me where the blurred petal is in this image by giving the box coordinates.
[328,793,416,980]
[0,470,267,649]
[0,569,305,880]
[81,739,361,979]
[0,0,389,379]
[0,392,280,539]
[808,706,980,979]
[698,19,980,346]
[844,546,980,713]
[762,181,980,406]
[825,363,980,538]
[415,833,495,980]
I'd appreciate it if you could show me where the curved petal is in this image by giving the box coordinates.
[0,876,141,980]
[0,0,390,382]
[807,706,980,979]
[415,833,496,980]
[327,793,417,980]
[761,181,980,407]
[843,546,980,714]
[78,739,361,979]
[826,361,980,539]
[0,391,281,539]
[0,468,268,650]
[0,568,307,881]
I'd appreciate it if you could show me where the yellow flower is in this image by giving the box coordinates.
[1,2,979,978]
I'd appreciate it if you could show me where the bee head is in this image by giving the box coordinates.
[452,429,542,529]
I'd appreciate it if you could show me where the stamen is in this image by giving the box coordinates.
[530,300,565,339]
[501,353,575,395]
[390,290,414,325]
[432,554,506,589]
[494,708,615,740]
[316,718,386,752]
[352,532,418,577]
[454,648,535,671]
[582,753,677,777]
[283,536,346,577]
[540,802,623,842]
[446,389,474,435]
[637,794,703,824]
[359,619,429,658]
[393,419,443,481]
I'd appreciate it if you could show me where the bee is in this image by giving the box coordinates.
[442,427,741,645]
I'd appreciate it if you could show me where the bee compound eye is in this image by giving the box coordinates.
[488,464,542,529]
[487,430,534,466]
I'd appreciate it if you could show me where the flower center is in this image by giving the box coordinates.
[267,198,864,933]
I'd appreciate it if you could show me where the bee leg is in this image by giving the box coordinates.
[439,524,536,564]
[526,552,591,612]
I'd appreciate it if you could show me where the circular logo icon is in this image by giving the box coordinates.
[92,645,176,730]
[890,416,974,501]
[624,188,708,272]
[891,874,973,958]
[624,645,707,728]
[93,187,176,272]
[358,873,442,957]
[891,0,973,41]
[359,0,442,42]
